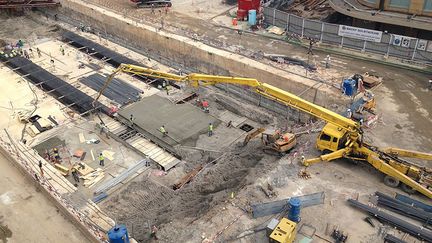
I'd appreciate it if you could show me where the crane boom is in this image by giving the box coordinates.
[95,63,432,199]
[101,64,359,134]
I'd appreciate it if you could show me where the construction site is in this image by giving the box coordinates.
[0,0,431,243]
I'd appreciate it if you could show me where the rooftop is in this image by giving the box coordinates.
[329,0,432,31]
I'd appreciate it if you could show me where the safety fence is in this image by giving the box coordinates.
[263,7,432,63]
[0,132,109,242]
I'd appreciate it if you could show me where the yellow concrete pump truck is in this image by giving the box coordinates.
[95,64,432,199]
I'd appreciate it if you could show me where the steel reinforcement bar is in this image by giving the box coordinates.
[61,30,180,89]
[0,55,109,115]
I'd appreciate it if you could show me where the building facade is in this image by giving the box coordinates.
[358,0,432,17]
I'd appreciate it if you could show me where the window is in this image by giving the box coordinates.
[366,0,377,4]
[425,0,432,11]
[320,133,331,141]
[333,137,338,143]
[389,0,410,8]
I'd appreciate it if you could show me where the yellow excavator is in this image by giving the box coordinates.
[95,64,432,199]
[243,128,297,155]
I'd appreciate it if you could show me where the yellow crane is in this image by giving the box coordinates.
[96,64,432,199]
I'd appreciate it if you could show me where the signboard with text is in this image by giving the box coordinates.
[338,25,382,43]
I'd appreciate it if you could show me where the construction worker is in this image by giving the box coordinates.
[38,160,44,176]
[325,55,331,68]
[99,153,105,166]
[151,225,158,240]
[159,125,167,137]
[202,100,209,113]
[145,156,150,167]
[151,4,155,14]
[307,39,314,55]
[129,114,135,126]
[164,3,169,14]
[17,39,24,48]
[29,48,34,58]
[60,45,65,55]
[164,84,169,95]
[71,168,80,183]
[53,148,61,162]
[99,122,109,139]
[346,108,352,119]
[208,123,213,137]
[36,47,42,57]
[23,50,30,59]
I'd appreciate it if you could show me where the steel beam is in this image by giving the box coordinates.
[348,199,432,242]
[376,192,432,224]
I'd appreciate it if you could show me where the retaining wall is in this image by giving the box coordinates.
[0,139,102,243]
[57,0,341,108]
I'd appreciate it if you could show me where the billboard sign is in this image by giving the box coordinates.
[338,25,382,43]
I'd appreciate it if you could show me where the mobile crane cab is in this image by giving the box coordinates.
[316,123,347,153]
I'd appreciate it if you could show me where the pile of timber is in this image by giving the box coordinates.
[82,168,105,188]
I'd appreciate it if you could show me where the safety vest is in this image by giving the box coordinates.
[208,124,213,131]
[160,127,166,133]
[99,155,104,161]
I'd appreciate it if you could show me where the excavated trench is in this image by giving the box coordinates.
[102,142,278,242]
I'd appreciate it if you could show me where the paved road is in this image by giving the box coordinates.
[0,154,87,243]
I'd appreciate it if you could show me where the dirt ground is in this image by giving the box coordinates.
[77,1,432,242]
[0,4,431,243]
[0,153,88,243]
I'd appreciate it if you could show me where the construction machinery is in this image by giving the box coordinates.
[96,63,432,199]
[261,130,296,155]
[269,218,297,243]
[130,0,171,8]
[243,128,297,155]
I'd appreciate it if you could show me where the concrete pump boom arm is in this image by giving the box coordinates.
[96,64,432,199]
[102,64,360,134]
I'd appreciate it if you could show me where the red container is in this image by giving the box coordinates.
[237,9,248,20]
[238,0,260,11]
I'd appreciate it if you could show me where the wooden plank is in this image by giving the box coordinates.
[79,133,86,143]
[55,163,70,175]
[84,173,105,188]
[74,163,94,176]
[173,165,203,189]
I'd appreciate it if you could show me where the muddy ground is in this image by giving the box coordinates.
[1,5,431,243]
[100,86,293,242]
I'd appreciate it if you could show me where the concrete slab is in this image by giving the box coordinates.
[218,110,248,127]
[119,95,219,148]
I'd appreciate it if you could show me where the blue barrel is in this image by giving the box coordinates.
[108,225,130,243]
[342,78,357,96]
[248,10,257,26]
[288,198,301,222]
